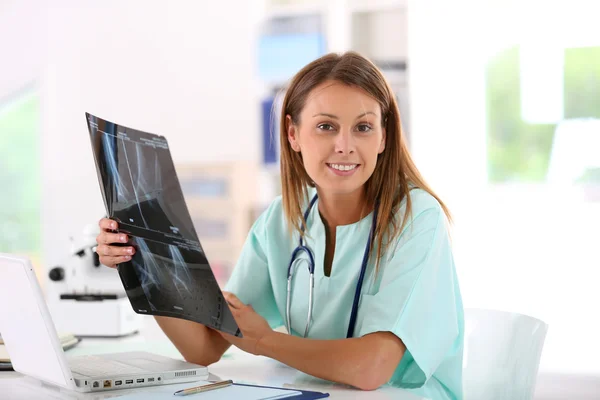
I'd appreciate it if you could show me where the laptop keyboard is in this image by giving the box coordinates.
[69,355,147,377]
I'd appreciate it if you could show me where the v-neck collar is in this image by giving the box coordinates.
[305,197,375,280]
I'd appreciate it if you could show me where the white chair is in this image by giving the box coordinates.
[463,308,548,400]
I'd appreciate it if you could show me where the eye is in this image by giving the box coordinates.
[317,123,335,131]
[356,124,373,133]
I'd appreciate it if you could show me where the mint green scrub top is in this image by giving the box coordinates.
[225,189,464,400]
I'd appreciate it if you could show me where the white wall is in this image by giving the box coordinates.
[407,0,488,192]
[41,1,260,268]
[0,0,45,100]
[408,0,600,377]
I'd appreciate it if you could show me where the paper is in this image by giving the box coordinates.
[115,380,300,400]
[0,345,9,363]
[0,331,74,345]
[0,334,79,362]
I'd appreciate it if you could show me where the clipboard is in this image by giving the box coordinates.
[234,383,330,399]
[103,380,327,400]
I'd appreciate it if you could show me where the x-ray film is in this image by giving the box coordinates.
[85,112,241,337]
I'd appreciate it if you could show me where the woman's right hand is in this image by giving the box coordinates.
[95,218,136,268]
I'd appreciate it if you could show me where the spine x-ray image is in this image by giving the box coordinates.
[86,112,241,337]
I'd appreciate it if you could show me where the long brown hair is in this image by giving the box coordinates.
[280,51,451,270]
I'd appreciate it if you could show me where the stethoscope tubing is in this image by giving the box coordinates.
[285,193,379,339]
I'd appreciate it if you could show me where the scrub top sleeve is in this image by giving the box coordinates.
[357,207,461,387]
[224,207,283,329]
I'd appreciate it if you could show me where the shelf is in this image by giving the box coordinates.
[349,0,407,13]
[264,2,324,20]
[256,0,412,169]
[264,0,407,20]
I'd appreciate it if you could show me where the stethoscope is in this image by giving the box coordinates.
[285,193,379,339]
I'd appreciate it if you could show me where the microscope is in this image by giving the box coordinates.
[46,223,142,337]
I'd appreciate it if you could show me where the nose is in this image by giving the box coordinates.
[334,129,355,155]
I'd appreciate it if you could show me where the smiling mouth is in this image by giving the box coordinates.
[326,163,359,171]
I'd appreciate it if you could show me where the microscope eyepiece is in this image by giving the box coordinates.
[49,267,65,282]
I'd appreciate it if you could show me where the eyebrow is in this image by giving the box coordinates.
[312,112,377,119]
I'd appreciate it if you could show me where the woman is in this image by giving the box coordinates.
[96,52,464,400]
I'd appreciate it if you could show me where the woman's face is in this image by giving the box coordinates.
[287,81,386,196]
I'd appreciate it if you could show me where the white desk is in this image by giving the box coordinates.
[0,325,427,400]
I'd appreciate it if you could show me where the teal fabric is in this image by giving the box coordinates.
[225,189,464,400]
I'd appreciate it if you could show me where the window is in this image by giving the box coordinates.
[0,91,41,263]
[486,46,600,187]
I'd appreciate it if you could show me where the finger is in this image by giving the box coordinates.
[107,233,128,245]
[96,244,135,257]
[96,232,129,246]
[223,292,245,309]
[99,218,118,231]
[216,328,238,341]
[229,308,241,318]
[99,255,132,268]
[219,331,234,340]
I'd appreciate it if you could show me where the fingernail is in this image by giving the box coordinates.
[111,222,116,229]
[127,248,133,254]
[120,235,126,242]
[124,255,131,260]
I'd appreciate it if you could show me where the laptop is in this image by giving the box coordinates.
[0,253,209,393]
[84,112,241,337]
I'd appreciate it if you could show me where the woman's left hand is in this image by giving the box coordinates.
[219,292,273,355]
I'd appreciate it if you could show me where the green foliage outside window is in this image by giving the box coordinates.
[0,94,41,259]
[486,46,600,183]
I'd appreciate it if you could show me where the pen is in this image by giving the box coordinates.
[173,379,233,396]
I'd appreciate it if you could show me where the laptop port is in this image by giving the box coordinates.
[93,381,99,388]
[137,378,144,383]
[148,377,155,382]
[125,380,133,384]
[115,380,122,386]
